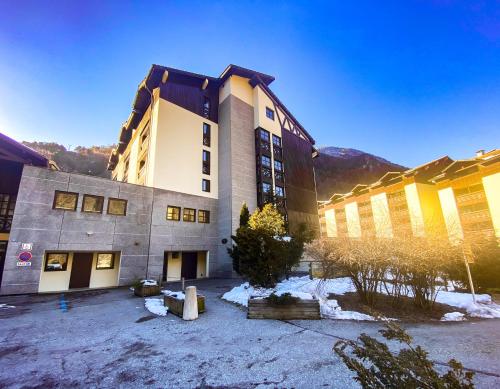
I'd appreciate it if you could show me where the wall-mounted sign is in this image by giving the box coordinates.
[17,251,33,267]
[21,243,33,251]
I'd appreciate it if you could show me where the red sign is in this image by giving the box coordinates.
[18,251,32,262]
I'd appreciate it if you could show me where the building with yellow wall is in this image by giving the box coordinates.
[319,150,500,245]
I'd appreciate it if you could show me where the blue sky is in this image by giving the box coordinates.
[0,0,498,167]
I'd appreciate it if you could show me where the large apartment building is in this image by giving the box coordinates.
[0,64,319,295]
[318,150,500,245]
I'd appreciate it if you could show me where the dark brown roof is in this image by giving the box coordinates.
[219,64,275,86]
[0,132,49,167]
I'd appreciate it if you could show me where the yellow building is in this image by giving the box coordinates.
[319,157,453,240]
[432,149,500,244]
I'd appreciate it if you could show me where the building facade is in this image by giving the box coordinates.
[1,64,319,295]
[319,150,500,245]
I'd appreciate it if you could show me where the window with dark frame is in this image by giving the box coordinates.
[198,210,210,223]
[202,179,210,192]
[261,155,271,168]
[167,206,181,221]
[82,194,104,213]
[45,252,68,271]
[53,191,78,211]
[275,186,285,198]
[96,253,115,270]
[260,129,270,143]
[183,208,196,222]
[262,182,272,194]
[203,96,210,118]
[274,160,283,172]
[107,198,127,216]
[203,123,211,147]
[272,134,281,147]
[266,107,275,120]
[202,150,210,174]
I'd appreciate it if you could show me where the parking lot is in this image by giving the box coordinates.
[1,278,499,388]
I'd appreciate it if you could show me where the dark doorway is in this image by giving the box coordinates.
[181,252,197,280]
[69,252,93,289]
[0,241,7,286]
[162,252,168,282]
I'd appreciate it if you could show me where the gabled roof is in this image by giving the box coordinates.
[219,64,275,86]
[0,132,49,167]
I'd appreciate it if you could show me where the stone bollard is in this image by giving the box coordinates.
[182,286,199,321]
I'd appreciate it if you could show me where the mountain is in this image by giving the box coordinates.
[21,141,405,202]
[313,146,407,201]
[22,141,114,178]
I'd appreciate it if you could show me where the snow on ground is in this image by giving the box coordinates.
[161,290,185,300]
[141,279,158,286]
[441,312,466,322]
[145,298,168,316]
[222,276,500,321]
[0,304,15,309]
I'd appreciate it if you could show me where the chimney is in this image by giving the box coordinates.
[476,149,485,157]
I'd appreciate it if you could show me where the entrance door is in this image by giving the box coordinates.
[0,241,7,286]
[181,252,197,280]
[69,253,93,289]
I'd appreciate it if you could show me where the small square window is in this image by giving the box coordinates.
[53,191,78,211]
[261,155,272,168]
[107,198,127,216]
[263,182,272,194]
[266,107,275,120]
[198,210,210,223]
[82,194,104,213]
[44,252,68,272]
[260,129,270,142]
[202,179,211,192]
[96,253,115,270]
[183,208,196,222]
[272,135,281,147]
[167,206,181,221]
[275,186,285,197]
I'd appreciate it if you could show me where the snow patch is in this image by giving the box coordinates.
[0,303,15,309]
[441,312,466,322]
[162,290,185,300]
[145,298,168,316]
[141,279,158,286]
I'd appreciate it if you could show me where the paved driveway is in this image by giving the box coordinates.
[0,278,499,388]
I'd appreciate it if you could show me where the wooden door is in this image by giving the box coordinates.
[181,252,197,280]
[69,252,93,289]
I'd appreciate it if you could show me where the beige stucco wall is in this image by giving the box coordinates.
[38,252,120,293]
[405,183,425,237]
[150,98,218,198]
[324,209,337,238]
[197,251,207,278]
[370,192,393,238]
[482,172,500,238]
[345,202,361,238]
[438,187,464,243]
[166,252,181,282]
[415,183,446,236]
[253,86,281,136]
[219,75,254,106]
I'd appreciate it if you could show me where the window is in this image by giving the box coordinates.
[96,253,115,270]
[274,160,283,172]
[167,206,181,221]
[202,179,210,192]
[0,194,16,232]
[266,107,275,120]
[275,186,285,198]
[202,150,210,174]
[138,158,147,178]
[203,96,210,118]
[53,191,78,211]
[260,129,270,143]
[82,194,104,213]
[198,210,210,223]
[44,252,68,272]
[272,135,281,147]
[261,155,271,168]
[107,198,127,216]
[203,123,211,147]
[183,208,196,222]
[262,182,272,193]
